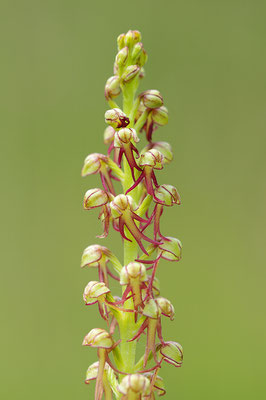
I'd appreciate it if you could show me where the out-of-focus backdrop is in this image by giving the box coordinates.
[1,1,266,399]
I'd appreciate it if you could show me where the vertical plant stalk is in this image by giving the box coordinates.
[81,30,184,400]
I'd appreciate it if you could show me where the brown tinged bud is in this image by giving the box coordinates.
[115,47,129,67]
[121,65,140,83]
[118,374,150,398]
[105,108,130,129]
[117,33,126,50]
[105,76,121,100]
[131,42,143,62]
[124,30,142,47]
[141,90,164,109]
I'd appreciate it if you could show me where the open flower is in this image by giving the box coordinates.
[83,188,114,238]
[128,297,175,367]
[81,244,122,284]
[114,128,141,179]
[110,194,160,255]
[126,149,164,201]
[85,362,115,400]
[120,262,147,313]
[156,341,183,367]
[142,184,181,240]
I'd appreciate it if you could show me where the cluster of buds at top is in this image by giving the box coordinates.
[81,30,184,400]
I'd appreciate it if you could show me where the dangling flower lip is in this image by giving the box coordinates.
[110,194,161,255]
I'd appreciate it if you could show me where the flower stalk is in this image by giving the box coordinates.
[81,30,183,399]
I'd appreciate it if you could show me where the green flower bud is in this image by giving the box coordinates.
[138,49,148,67]
[82,328,113,349]
[83,188,112,210]
[157,341,183,367]
[158,237,182,261]
[115,47,129,67]
[141,90,164,109]
[117,33,126,50]
[124,30,142,47]
[81,153,108,176]
[142,141,173,164]
[120,262,147,285]
[139,149,164,170]
[131,42,143,62]
[151,106,169,126]
[105,108,130,129]
[156,297,175,320]
[105,76,121,100]
[143,298,161,319]
[154,184,181,206]
[114,128,139,148]
[121,65,140,83]
[83,281,110,305]
[118,374,150,397]
[103,126,115,145]
[144,372,166,396]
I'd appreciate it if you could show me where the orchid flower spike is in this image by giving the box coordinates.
[80,30,184,400]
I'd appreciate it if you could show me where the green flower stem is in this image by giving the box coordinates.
[116,79,141,379]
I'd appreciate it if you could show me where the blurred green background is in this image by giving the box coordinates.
[1,0,266,399]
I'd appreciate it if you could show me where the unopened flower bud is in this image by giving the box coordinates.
[124,30,142,47]
[156,297,175,320]
[121,65,140,83]
[157,341,183,367]
[131,42,143,62]
[154,184,181,206]
[144,373,166,396]
[142,141,173,164]
[159,237,182,261]
[141,90,163,109]
[105,76,121,100]
[143,298,161,319]
[114,128,139,148]
[152,106,169,126]
[83,281,110,305]
[83,188,112,210]
[104,126,115,145]
[115,47,129,67]
[105,108,130,129]
[118,374,150,397]
[117,33,125,50]
[82,328,113,349]
[139,149,164,170]
[120,262,147,285]
[81,153,108,176]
